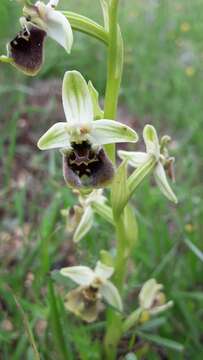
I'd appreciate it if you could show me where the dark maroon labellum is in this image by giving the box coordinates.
[8,24,46,76]
[63,141,115,189]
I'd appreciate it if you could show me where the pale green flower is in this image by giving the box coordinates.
[139,278,173,316]
[38,70,138,189]
[119,125,178,203]
[60,261,123,322]
[0,0,73,75]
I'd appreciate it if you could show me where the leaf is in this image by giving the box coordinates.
[111,160,129,219]
[174,291,203,302]
[137,331,184,352]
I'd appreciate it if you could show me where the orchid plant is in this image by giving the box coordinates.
[1,0,178,358]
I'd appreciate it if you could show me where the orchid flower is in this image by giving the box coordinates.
[37,70,138,189]
[61,189,107,243]
[123,278,173,331]
[139,278,173,317]
[118,124,178,203]
[0,0,73,75]
[60,261,122,322]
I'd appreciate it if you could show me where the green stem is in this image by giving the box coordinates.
[104,1,124,357]
[63,11,108,45]
[104,216,126,360]
[114,217,127,291]
[103,0,124,162]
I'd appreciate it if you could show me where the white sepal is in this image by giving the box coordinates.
[37,122,70,150]
[154,162,178,203]
[73,206,94,243]
[45,8,73,53]
[94,261,114,281]
[62,71,93,124]
[90,119,138,145]
[143,125,160,159]
[118,150,151,168]
[100,281,123,311]
[60,266,95,286]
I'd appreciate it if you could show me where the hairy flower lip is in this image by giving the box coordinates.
[7,24,46,76]
[63,142,115,190]
[60,261,123,320]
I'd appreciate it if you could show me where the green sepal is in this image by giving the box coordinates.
[111,160,129,220]
[88,81,104,119]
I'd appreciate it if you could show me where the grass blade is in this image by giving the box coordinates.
[137,331,184,352]
[48,280,70,360]
[184,238,203,262]
[12,293,41,360]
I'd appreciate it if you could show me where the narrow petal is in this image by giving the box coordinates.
[37,122,70,150]
[91,120,138,145]
[45,8,73,53]
[118,150,151,168]
[62,71,93,123]
[94,261,114,281]
[154,162,178,203]
[100,281,123,311]
[60,266,95,286]
[143,124,160,159]
[73,206,94,243]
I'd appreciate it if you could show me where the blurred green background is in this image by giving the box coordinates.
[0,0,202,359]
